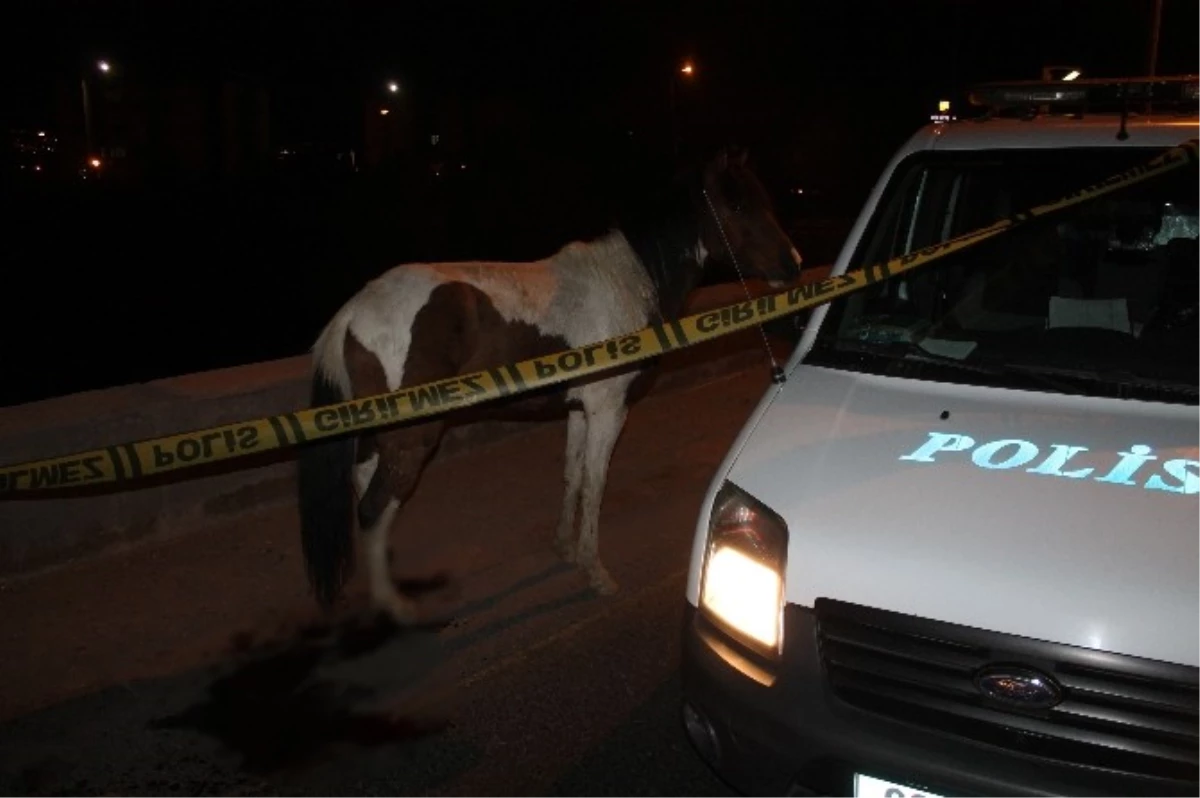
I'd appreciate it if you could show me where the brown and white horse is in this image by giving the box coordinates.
[297,146,802,623]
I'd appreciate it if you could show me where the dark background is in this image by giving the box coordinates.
[1,0,1196,407]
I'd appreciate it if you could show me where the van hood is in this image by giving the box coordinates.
[719,365,1199,667]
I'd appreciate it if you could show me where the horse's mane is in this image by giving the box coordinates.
[610,163,707,320]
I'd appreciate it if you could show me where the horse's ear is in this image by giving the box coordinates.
[730,144,749,167]
[715,147,730,171]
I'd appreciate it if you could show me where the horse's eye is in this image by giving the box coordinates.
[719,176,745,213]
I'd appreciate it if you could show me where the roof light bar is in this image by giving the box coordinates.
[979,87,1089,106]
[969,75,1200,112]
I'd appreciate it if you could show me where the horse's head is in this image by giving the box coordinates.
[699,146,803,287]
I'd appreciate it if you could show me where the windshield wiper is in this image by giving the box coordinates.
[900,344,1088,395]
[985,362,1200,399]
[819,338,1088,395]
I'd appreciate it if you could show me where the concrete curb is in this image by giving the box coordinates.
[0,278,813,579]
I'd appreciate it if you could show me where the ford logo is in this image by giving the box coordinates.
[974,666,1062,709]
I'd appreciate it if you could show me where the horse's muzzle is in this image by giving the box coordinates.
[767,244,804,287]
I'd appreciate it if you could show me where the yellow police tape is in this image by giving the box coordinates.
[2,139,1196,495]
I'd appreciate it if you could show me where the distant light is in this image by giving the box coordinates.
[460,163,466,170]
[938,99,950,112]
[379,107,390,116]
[35,165,42,172]
[98,60,111,73]
[89,158,101,168]
[387,81,399,93]
[37,131,46,137]
[793,188,804,194]
[680,62,695,76]
[1063,70,1081,81]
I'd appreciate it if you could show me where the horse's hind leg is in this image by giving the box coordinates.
[360,495,414,623]
[357,422,445,624]
[353,434,414,621]
[554,407,587,563]
[574,385,631,595]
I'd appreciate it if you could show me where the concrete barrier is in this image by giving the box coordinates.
[0,275,828,579]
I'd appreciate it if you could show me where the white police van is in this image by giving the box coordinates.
[681,75,1199,797]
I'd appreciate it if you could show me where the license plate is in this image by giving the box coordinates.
[854,773,945,798]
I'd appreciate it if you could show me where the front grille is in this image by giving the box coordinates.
[815,599,1199,782]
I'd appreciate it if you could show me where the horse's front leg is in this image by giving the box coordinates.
[575,399,628,595]
[554,407,587,563]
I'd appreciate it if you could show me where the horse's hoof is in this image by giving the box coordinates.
[589,568,619,596]
[376,596,420,627]
[554,538,578,564]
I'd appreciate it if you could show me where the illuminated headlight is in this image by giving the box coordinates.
[699,481,788,658]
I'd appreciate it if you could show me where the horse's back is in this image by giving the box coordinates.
[315,235,655,394]
[313,259,552,390]
[345,242,650,348]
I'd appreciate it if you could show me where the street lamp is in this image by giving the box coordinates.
[1041,65,1082,82]
[669,60,697,160]
[82,60,112,164]
[387,81,400,94]
[1147,0,1163,78]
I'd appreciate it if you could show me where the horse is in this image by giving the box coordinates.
[297,145,803,624]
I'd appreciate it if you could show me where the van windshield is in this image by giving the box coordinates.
[809,146,1199,406]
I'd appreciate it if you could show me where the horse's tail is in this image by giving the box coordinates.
[297,341,357,609]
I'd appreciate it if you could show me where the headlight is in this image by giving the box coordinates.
[699,481,788,658]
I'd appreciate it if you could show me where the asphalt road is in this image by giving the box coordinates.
[0,363,783,796]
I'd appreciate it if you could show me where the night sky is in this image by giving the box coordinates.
[0,1,1195,405]
[4,0,1197,188]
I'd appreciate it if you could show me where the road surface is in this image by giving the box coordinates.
[0,362,786,796]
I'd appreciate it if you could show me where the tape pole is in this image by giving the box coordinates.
[1,139,1195,496]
